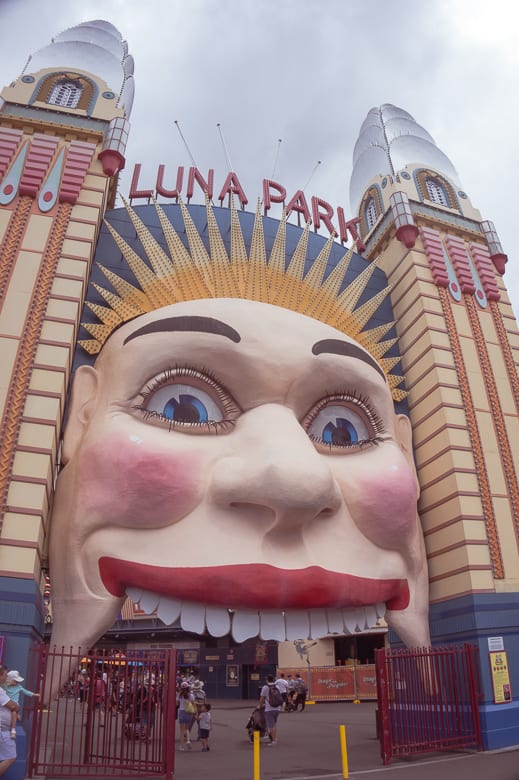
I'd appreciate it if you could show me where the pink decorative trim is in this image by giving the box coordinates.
[59,141,96,204]
[395,223,419,248]
[469,242,500,301]
[0,128,23,180]
[445,235,475,294]
[420,226,449,287]
[98,149,125,177]
[18,135,60,198]
[490,253,507,274]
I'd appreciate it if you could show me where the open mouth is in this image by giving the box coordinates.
[99,557,409,642]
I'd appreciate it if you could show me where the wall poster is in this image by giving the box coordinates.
[489,651,512,704]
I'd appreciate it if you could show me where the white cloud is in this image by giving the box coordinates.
[0,0,517,316]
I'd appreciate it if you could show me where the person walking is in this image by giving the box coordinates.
[293,674,308,711]
[197,702,212,751]
[94,671,107,726]
[177,682,196,750]
[259,674,282,746]
[0,665,20,777]
[191,679,206,740]
[275,673,289,710]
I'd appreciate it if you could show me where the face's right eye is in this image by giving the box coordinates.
[146,383,223,425]
[134,367,240,434]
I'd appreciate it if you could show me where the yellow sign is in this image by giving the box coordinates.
[489,651,512,704]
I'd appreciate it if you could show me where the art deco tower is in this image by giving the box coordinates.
[350,104,519,749]
[0,21,133,662]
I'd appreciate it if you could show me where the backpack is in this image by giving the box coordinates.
[267,683,283,708]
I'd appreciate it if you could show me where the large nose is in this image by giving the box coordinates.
[209,404,342,531]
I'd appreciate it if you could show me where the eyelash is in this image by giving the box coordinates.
[303,389,387,451]
[133,370,388,451]
[305,390,385,433]
[133,365,240,432]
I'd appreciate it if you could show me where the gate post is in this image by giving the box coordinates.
[164,648,177,780]
[374,648,392,765]
[465,643,483,750]
[26,641,45,778]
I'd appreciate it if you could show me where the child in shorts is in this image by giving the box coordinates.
[197,702,212,751]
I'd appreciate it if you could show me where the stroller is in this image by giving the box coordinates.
[245,707,267,742]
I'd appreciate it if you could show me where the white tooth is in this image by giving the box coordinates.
[326,608,344,634]
[364,606,378,629]
[205,606,231,637]
[354,607,365,631]
[259,611,286,641]
[309,610,328,639]
[126,587,143,604]
[140,590,160,614]
[343,607,363,633]
[157,597,181,626]
[180,603,206,634]
[231,610,260,642]
[375,602,386,620]
[284,610,310,641]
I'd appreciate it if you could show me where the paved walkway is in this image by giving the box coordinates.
[172,699,519,780]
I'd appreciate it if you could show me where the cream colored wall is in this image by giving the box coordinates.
[1,68,125,122]
[0,159,109,581]
[362,169,483,224]
[377,229,519,605]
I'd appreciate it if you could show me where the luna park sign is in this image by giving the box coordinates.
[128,164,365,252]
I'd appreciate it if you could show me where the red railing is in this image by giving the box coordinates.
[27,645,176,778]
[375,644,482,765]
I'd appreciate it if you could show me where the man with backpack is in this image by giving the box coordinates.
[259,674,283,746]
[293,674,308,711]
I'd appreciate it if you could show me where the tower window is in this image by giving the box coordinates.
[425,177,449,206]
[365,197,378,231]
[47,80,82,108]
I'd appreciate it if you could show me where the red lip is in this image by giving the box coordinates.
[99,557,409,611]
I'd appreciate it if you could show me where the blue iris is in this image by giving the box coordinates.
[322,417,359,445]
[163,394,209,423]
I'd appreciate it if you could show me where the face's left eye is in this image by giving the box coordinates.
[308,404,369,446]
[304,394,384,452]
[145,384,223,424]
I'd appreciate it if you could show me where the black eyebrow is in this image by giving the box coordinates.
[123,316,241,346]
[312,339,386,380]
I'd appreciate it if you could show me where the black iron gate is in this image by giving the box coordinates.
[375,644,482,765]
[28,645,176,778]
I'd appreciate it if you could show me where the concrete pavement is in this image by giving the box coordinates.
[172,699,519,780]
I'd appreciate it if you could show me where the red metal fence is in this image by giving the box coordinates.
[375,644,482,765]
[27,646,176,778]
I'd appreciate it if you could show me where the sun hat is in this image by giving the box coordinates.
[7,670,23,683]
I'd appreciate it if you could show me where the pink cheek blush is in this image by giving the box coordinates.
[348,467,418,550]
[78,435,203,528]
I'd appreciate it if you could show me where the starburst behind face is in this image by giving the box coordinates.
[79,196,406,402]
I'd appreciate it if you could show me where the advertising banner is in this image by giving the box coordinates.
[279,664,378,702]
[489,651,512,704]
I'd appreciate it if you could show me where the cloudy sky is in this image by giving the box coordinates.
[1,0,518,318]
